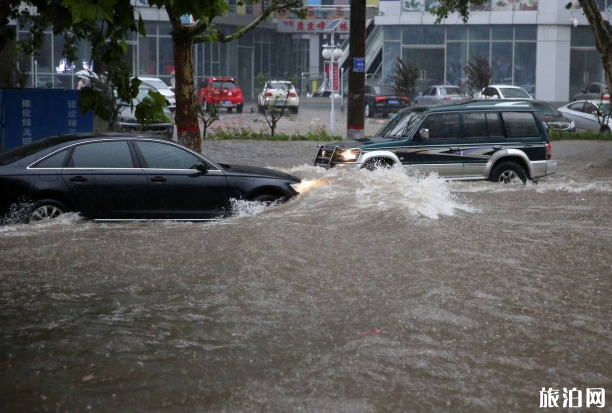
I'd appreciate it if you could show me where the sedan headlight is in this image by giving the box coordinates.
[289,183,302,194]
[337,149,361,162]
[569,121,575,130]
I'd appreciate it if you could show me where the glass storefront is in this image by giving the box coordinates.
[16,21,308,97]
[570,26,605,99]
[402,0,538,12]
[383,25,537,96]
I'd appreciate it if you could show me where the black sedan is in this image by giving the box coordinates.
[364,85,409,118]
[0,133,302,223]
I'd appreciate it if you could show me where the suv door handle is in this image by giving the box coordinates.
[70,176,87,183]
[492,145,502,150]
[151,176,167,183]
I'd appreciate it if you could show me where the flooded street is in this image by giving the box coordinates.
[1,141,611,412]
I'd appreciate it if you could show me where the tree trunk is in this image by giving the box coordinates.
[579,0,612,102]
[172,36,201,152]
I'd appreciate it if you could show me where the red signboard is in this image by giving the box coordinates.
[324,61,339,93]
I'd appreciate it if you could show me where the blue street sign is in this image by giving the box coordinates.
[0,89,93,153]
[354,57,365,73]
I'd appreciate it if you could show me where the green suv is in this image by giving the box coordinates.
[314,101,557,183]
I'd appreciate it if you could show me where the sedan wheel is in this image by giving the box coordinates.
[30,204,64,222]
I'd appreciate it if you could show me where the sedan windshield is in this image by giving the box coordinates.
[376,111,425,139]
[373,86,396,96]
[440,87,465,96]
[501,88,531,98]
[143,79,170,90]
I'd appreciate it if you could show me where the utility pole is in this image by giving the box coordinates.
[347,0,366,141]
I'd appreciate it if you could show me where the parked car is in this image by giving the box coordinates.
[0,134,302,223]
[197,77,244,113]
[481,85,533,100]
[364,85,410,118]
[257,81,299,114]
[413,85,471,106]
[136,77,176,111]
[314,100,557,184]
[530,100,575,132]
[572,82,609,102]
[558,100,612,132]
[117,87,174,139]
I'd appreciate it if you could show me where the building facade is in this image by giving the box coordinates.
[376,0,612,103]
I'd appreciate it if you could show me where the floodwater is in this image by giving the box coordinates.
[1,141,611,412]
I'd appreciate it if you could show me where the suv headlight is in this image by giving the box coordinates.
[337,149,361,162]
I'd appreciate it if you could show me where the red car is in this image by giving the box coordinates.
[197,77,244,113]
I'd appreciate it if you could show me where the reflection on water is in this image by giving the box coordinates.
[1,141,611,412]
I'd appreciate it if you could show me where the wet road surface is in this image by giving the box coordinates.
[1,141,611,412]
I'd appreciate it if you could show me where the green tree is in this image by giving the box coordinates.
[429,0,612,103]
[1,0,305,152]
[464,56,491,98]
[390,56,419,103]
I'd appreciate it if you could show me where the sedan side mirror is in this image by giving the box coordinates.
[419,128,430,140]
[195,162,209,173]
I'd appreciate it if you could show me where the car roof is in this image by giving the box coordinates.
[489,85,526,89]
[426,100,537,113]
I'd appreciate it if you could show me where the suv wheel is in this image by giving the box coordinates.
[490,161,527,184]
[29,199,67,223]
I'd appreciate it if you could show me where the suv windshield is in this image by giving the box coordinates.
[501,88,531,98]
[212,81,238,89]
[376,110,425,139]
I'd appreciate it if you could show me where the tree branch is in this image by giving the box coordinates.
[194,0,302,44]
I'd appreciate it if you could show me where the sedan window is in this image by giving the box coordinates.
[69,141,134,168]
[32,150,68,168]
[137,141,203,170]
[567,102,585,112]
[440,87,464,96]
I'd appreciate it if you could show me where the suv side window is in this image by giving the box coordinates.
[463,113,504,138]
[420,114,461,140]
[501,112,540,138]
[463,113,488,138]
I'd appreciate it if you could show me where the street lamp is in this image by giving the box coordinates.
[323,19,343,135]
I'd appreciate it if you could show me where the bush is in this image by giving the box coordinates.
[206,125,340,141]
[548,130,612,141]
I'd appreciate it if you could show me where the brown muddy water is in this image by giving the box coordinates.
[1,141,611,412]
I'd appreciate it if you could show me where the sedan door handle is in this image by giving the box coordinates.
[492,145,502,150]
[70,176,87,183]
[151,176,167,183]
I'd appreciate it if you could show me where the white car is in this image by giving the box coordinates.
[558,100,612,132]
[135,77,176,112]
[117,87,174,139]
[257,81,299,114]
[480,85,533,100]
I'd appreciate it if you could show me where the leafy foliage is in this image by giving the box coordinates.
[428,0,489,23]
[464,56,491,97]
[134,90,172,125]
[390,57,419,102]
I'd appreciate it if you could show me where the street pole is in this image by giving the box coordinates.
[347,0,366,141]
[330,33,335,135]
